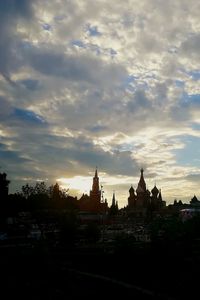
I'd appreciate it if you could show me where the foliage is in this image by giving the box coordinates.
[9,182,76,211]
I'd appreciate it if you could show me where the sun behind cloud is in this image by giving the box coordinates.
[1,0,200,206]
[57,176,92,195]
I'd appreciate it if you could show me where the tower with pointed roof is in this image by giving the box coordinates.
[111,192,116,207]
[127,169,165,217]
[136,169,146,193]
[136,169,149,207]
[151,185,159,210]
[79,168,108,213]
[110,192,118,215]
[128,186,136,208]
[90,167,101,205]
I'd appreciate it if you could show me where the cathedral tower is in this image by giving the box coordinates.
[136,168,149,207]
[136,168,146,193]
[90,168,101,204]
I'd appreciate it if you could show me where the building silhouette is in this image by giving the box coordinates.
[78,168,108,213]
[128,169,165,217]
[109,192,119,215]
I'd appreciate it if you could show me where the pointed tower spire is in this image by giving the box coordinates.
[116,200,118,210]
[136,168,146,193]
[90,167,101,205]
[158,189,162,201]
[95,166,98,178]
[91,167,100,193]
[112,191,116,206]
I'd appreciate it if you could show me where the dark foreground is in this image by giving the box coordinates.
[1,242,199,300]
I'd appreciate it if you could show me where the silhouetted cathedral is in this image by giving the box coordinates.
[128,169,165,217]
[79,168,108,213]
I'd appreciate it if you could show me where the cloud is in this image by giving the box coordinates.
[0,0,34,79]
[23,45,127,88]
[1,0,200,206]
[0,96,13,118]
[181,33,200,61]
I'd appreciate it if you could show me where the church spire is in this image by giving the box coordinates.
[92,167,100,193]
[112,192,116,206]
[95,166,98,178]
[136,168,146,193]
[158,189,163,201]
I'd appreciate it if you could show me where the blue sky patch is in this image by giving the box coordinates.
[188,94,200,104]
[42,23,52,31]
[19,79,40,90]
[86,24,101,37]
[14,108,46,124]
[173,136,200,167]
[175,80,185,87]
[188,70,200,81]
[71,40,85,48]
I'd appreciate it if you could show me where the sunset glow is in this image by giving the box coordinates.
[1,0,200,207]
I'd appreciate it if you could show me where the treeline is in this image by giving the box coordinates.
[1,182,78,213]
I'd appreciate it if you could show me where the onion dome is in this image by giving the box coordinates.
[146,189,150,195]
[151,185,159,196]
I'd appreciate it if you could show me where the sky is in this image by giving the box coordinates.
[1,0,200,207]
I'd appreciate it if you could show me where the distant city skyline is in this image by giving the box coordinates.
[1,1,200,207]
[6,167,198,208]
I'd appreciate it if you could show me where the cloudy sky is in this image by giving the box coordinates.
[1,0,200,207]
